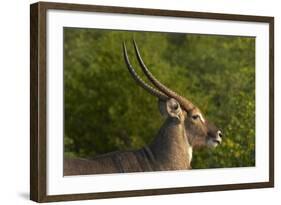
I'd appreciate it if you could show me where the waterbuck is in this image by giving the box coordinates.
[64,40,222,176]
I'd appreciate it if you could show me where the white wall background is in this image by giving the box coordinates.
[0,0,279,204]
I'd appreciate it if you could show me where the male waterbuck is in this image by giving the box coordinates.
[64,40,222,176]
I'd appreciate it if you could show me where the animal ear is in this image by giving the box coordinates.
[158,98,182,120]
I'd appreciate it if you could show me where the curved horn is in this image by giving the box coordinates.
[123,42,169,101]
[133,40,194,110]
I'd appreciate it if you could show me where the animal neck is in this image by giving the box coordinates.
[149,118,192,170]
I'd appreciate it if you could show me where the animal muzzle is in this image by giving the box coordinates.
[207,130,223,147]
[214,130,222,144]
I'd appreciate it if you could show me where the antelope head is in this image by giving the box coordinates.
[123,40,222,151]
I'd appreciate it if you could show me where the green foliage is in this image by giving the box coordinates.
[64,28,255,169]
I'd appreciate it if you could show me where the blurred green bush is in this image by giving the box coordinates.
[64,28,255,169]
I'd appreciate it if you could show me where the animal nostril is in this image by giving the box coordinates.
[218,131,223,138]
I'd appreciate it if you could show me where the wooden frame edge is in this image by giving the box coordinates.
[30,2,39,202]
[36,1,274,22]
[269,17,274,188]
[30,2,48,202]
[40,182,273,202]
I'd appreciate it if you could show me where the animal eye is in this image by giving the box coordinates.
[192,115,200,120]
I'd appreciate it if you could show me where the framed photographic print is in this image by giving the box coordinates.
[30,1,274,202]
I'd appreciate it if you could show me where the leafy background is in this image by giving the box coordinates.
[64,28,255,169]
